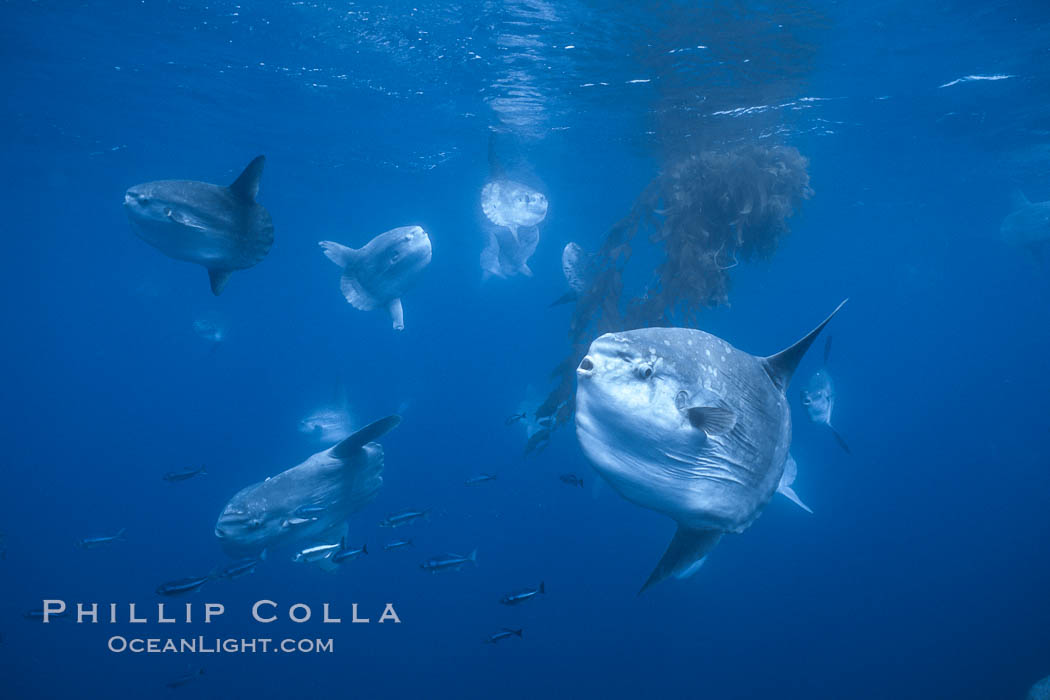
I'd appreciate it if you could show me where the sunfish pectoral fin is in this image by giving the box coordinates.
[762,299,848,392]
[207,269,233,296]
[330,415,402,458]
[639,527,722,595]
[830,426,852,454]
[229,155,265,201]
[319,241,358,269]
[685,406,736,436]
[388,298,404,331]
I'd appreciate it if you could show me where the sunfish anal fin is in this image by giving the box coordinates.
[388,298,404,331]
[330,415,402,458]
[639,527,722,595]
[229,155,265,201]
[208,269,233,296]
[762,299,847,392]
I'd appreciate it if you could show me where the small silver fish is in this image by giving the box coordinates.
[465,473,497,486]
[156,575,211,596]
[163,466,207,482]
[293,540,343,564]
[76,529,126,549]
[383,539,413,551]
[485,628,523,644]
[500,582,545,605]
[332,544,368,564]
[379,509,430,528]
[420,549,477,573]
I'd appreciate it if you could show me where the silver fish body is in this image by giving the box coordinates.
[124,156,273,295]
[215,416,400,558]
[575,302,845,591]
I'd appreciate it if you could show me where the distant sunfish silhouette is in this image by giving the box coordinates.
[214,416,400,558]
[124,156,273,295]
[320,226,432,331]
[1001,190,1050,262]
[575,301,845,593]
[480,180,548,279]
[800,336,851,453]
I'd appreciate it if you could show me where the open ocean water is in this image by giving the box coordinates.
[2,1,1050,698]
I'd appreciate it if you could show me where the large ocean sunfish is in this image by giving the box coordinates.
[575,301,846,593]
[124,156,273,295]
[319,226,432,331]
[214,416,401,558]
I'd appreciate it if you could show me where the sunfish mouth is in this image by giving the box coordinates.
[577,355,595,377]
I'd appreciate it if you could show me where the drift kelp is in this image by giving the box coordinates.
[537,145,813,434]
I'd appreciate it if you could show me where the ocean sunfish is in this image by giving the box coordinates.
[124,156,273,295]
[551,241,598,306]
[480,180,547,279]
[319,226,432,331]
[575,301,846,593]
[1001,190,1050,261]
[800,337,851,453]
[214,416,400,557]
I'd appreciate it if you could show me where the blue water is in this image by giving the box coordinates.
[3,1,1050,698]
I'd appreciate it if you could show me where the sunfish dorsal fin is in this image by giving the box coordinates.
[330,415,401,458]
[229,155,265,201]
[208,269,233,296]
[639,527,722,595]
[1011,190,1031,210]
[762,299,847,392]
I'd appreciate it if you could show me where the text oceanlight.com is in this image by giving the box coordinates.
[108,637,335,654]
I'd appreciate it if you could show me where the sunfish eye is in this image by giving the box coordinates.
[635,363,654,380]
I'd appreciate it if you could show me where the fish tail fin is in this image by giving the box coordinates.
[539,581,545,594]
[115,528,127,541]
[830,426,852,454]
[469,548,478,564]
[200,466,207,475]
[362,544,368,556]
[511,628,523,637]
[639,527,722,595]
[259,548,268,561]
[762,300,847,392]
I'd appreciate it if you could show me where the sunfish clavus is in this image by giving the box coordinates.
[124,156,273,295]
[214,416,400,557]
[319,226,432,331]
[575,301,846,593]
